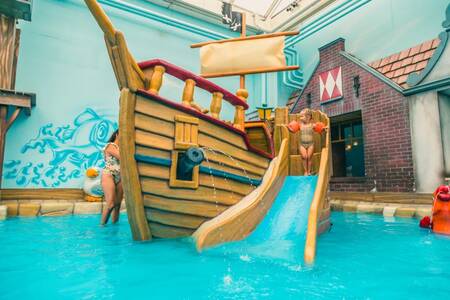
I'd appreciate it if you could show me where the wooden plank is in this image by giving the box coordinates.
[134,126,267,176]
[200,148,267,176]
[11,28,19,89]
[143,194,228,218]
[199,133,268,168]
[135,144,264,178]
[136,145,171,160]
[246,127,269,153]
[304,112,331,264]
[149,222,194,238]
[289,155,303,176]
[146,208,208,229]
[0,94,32,108]
[0,188,84,201]
[140,177,241,205]
[135,96,248,150]
[119,89,151,240]
[135,112,174,138]
[175,115,199,124]
[201,65,299,79]
[135,129,173,150]
[0,15,16,89]
[329,192,433,205]
[110,45,128,89]
[137,162,254,195]
[191,31,299,48]
[288,114,300,155]
[274,107,288,126]
[135,96,269,170]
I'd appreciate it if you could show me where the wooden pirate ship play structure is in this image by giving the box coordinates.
[84,0,331,264]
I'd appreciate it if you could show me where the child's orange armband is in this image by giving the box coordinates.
[313,122,325,133]
[287,120,301,133]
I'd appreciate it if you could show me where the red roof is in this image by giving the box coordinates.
[287,37,440,110]
[368,38,440,88]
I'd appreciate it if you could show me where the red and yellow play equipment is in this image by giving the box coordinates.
[420,185,450,235]
[431,185,450,235]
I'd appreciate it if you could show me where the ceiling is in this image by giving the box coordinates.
[148,0,338,32]
[228,0,297,19]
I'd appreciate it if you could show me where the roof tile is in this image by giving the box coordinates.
[381,64,392,74]
[369,59,382,69]
[401,56,413,67]
[404,64,416,74]
[415,60,428,70]
[391,61,402,71]
[388,53,400,64]
[420,40,433,52]
[385,71,395,78]
[423,49,434,60]
[379,57,391,68]
[397,74,408,84]
[412,53,424,63]
[431,38,440,48]
[393,68,405,77]
[398,49,411,60]
[368,37,440,89]
[409,44,422,56]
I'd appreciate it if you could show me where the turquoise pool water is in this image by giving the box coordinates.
[1,189,450,299]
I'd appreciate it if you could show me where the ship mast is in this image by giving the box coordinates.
[191,11,299,130]
[240,13,246,91]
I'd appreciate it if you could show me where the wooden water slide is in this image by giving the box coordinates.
[194,109,331,264]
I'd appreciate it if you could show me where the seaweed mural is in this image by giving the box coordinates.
[3,108,117,187]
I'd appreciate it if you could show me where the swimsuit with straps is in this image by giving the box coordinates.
[103,143,121,184]
[300,123,314,149]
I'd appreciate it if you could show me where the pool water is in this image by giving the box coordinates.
[1,211,449,299]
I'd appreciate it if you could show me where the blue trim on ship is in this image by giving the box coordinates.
[134,154,262,186]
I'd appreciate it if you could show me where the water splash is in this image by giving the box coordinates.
[201,146,255,188]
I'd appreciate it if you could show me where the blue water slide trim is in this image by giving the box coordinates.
[134,154,262,186]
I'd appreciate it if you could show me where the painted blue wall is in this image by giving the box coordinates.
[277,0,449,106]
[3,0,448,188]
[3,0,261,188]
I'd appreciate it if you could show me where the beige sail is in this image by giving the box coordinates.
[200,36,296,78]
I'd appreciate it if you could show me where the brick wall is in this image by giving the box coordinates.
[292,38,414,192]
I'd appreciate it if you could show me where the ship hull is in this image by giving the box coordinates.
[119,88,271,240]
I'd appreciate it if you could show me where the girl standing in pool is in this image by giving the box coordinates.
[100,129,123,225]
[288,108,327,176]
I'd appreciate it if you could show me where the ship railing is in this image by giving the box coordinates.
[137,59,249,127]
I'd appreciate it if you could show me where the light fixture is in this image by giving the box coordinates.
[353,75,361,97]
[286,0,300,12]
[256,103,273,121]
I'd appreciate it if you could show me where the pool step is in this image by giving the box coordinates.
[0,200,127,219]
[331,200,431,219]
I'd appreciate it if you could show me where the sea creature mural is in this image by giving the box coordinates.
[3,108,117,188]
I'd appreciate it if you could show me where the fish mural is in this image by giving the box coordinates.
[3,108,117,188]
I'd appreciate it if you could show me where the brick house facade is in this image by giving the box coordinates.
[291,38,415,192]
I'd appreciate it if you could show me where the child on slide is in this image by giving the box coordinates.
[287,108,327,176]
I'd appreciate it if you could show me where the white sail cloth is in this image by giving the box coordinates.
[200,36,287,77]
